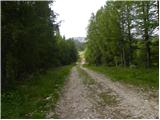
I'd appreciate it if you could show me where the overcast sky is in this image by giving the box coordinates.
[51,0,106,39]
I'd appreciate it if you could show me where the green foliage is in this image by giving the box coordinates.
[1,1,78,89]
[84,65,159,89]
[55,35,78,65]
[1,65,73,118]
[1,2,78,118]
[85,1,158,68]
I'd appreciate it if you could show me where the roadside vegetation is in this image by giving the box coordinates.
[84,1,158,92]
[1,65,73,118]
[2,2,77,119]
[2,1,78,89]
[84,65,158,90]
[85,1,158,68]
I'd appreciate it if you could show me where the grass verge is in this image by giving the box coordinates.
[1,65,73,119]
[84,64,158,90]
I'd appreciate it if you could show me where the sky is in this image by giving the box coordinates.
[51,0,107,39]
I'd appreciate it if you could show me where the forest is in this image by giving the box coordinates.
[1,0,159,119]
[2,1,78,90]
[85,1,159,68]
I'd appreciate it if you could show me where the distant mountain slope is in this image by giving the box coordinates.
[72,37,85,43]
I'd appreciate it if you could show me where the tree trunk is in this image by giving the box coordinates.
[123,47,127,67]
[143,1,151,68]
[127,3,132,66]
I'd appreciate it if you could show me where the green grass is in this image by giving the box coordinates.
[98,92,118,106]
[84,64,159,90]
[1,65,73,119]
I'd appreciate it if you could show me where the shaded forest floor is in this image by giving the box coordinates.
[51,65,158,119]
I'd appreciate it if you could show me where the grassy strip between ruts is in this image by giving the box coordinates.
[77,66,96,85]
[84,64,158,90]
[1,65,73,119]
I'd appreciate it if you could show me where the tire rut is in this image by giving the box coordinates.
[47,66,159,119]
[52,67,99,118]
[81,66,159,119]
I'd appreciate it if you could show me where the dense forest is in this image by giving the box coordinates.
[85,1,159,68]
[2,1,78,89]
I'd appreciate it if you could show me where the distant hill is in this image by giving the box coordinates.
[72,37,85,43]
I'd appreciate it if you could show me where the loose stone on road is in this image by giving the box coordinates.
[48,66,159,119]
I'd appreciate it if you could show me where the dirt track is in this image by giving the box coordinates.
[47,66,159,119]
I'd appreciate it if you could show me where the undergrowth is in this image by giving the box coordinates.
[1,65,73,118]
